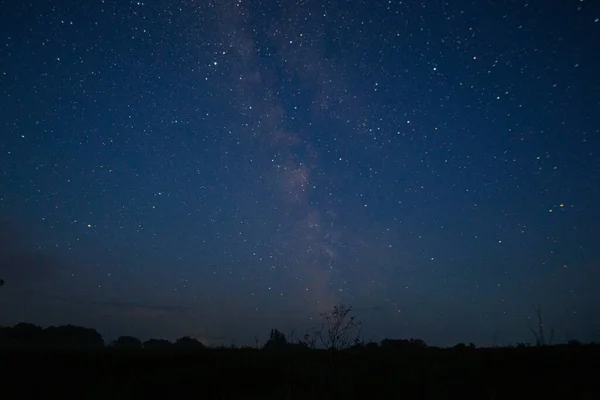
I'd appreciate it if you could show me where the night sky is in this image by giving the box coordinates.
[1,0,599,347]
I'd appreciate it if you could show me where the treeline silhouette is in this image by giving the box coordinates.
[0,321,598,399]
[0,322,206,350]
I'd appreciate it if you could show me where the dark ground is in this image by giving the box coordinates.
[1,344,598,399]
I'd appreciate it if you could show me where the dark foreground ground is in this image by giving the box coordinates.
[1,344,598,399]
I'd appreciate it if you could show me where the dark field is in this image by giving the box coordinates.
[1,344,598,399]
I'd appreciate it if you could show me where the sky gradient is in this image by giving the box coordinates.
[1,0,599,347]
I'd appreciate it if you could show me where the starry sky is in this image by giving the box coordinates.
[1,0,599,347]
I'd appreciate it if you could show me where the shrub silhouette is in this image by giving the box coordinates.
[380,338,427,351]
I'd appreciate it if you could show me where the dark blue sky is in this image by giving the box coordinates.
[1,0,599,347]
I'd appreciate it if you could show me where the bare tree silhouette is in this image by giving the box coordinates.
[317,304,361,351]
[530,303,554,346]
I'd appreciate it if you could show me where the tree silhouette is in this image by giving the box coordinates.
[0,279,4,287]
[111,335,142,349]
[175,336,205,349]
[2,323,44,347]
[530,303,554,346]
[264,329,288,350]
[317,304,361,351]
[44,325,104,348]
[143,339,172,349]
